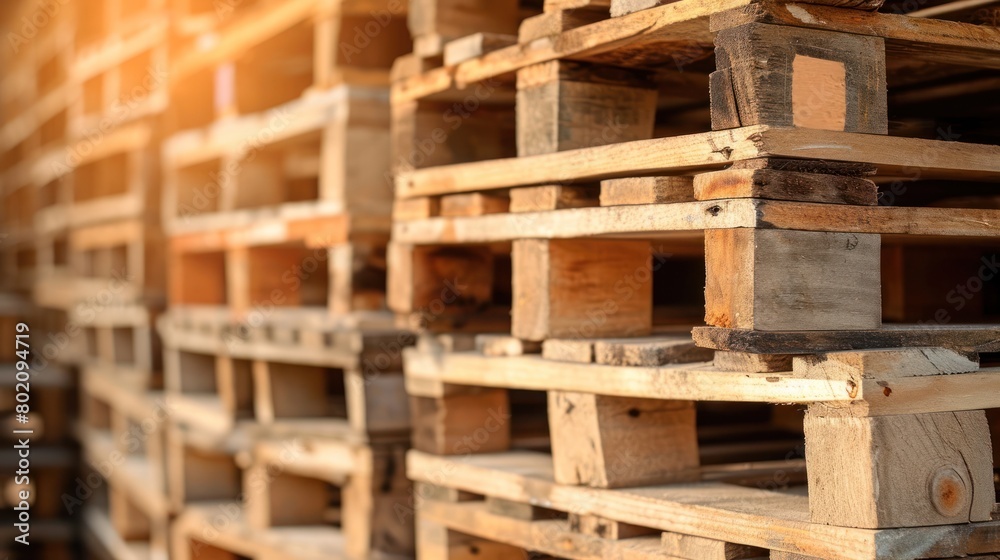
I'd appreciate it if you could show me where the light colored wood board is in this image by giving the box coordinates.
[519,9,609,42]
[403,349,845,402]
[396,126,1000,198]
[793,348,978,381]
[804,411,994,528]
[403,348,1000,415]
[421,500,666,559]
[407,450,1000,560]
[391,195,1000,243]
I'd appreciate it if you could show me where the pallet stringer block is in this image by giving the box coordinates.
[710,22,887,133]
[512,238,652,340]
[516,60,656,157]
[547,392,699,488]
[704,228,882,332]
[799,348,996,529]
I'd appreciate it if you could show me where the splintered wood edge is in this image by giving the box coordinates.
[396,127,1000,198]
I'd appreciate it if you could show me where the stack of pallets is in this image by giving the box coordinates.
[388,0,1000,557]
[159,1,416,558]
[1,2,84,559]
[49,1,174,558]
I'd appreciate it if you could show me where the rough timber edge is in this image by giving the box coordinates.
[171,502,411,560]
[394,126,1000,199]
[392,198,1000,244]
[408,450,1000,560]
[391,0,1000,102]
[403,348,1000,416]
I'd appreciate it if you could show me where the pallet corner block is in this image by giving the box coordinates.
[804,409,994,528]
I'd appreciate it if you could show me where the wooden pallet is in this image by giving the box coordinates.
[160,310,412,441]
[166,434,412,559]
[67,303,163,389]
[78,366,172,560]
[162,85,395,316]
[387,0,1000,353]
[409,451,1000,560]
[167,0,410,131]
[404,337,1000,553]
[32,119,166,310]
[70,12,170,140]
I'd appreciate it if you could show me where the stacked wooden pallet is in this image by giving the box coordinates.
[45,1,175,558]
[389,0,1000,558]
[160,1,416,558]
[1,2,86,558]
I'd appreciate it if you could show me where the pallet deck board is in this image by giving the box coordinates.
[392,198,1000,244]
[408,450,1000,560]
[396,126,1000,198]
[404,347,1000,416]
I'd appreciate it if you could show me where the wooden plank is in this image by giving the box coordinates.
[403,348,1000,415]
[395,126,1000,198]
[421,500,668,559]
[404,350,845,403]
[406,450,1000,560]
[804,410,994,528]
[393,198,1000,244]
